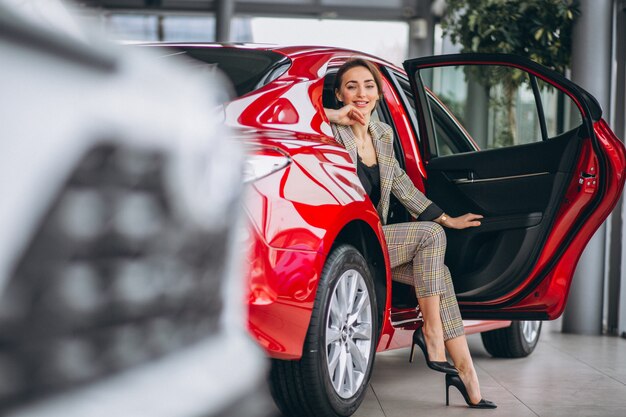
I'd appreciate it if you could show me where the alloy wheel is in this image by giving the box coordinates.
[325,269,373,399]
[521,320,541,344]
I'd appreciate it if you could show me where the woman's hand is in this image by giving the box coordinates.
[439,213,483,229]
[324,105,366,126]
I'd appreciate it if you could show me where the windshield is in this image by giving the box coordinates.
[164,47,290,98]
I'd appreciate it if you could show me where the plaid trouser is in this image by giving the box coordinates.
[383,221,465,341]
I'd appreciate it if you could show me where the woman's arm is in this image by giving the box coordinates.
[390,160,433,216]
[383,126,483,229]
[324,105,366,126]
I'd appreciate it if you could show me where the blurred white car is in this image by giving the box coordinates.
[0,1,271,416]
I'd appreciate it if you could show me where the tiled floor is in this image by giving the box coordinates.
[352,321,626,417]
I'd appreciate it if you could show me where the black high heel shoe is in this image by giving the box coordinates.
[409,327,458,375]
[445,373,497,409]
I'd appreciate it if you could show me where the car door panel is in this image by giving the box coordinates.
[427,130,579,298]
[428,135,579,215]
[402,54,626,318]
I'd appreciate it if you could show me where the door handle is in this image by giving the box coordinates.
[451,171,475,184]
[452,171,550,184]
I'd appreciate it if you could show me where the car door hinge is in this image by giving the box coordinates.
[579,166,597,190]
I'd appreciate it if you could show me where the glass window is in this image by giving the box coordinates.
[386,70,477,156]
[105,15,158,41]
[162,48,289,98]
[428,95,476,155]
[536,78,583,137]
[392,73,418,121]
[161,15,215,41]
[419,65,583,153]
[100,14,252,43]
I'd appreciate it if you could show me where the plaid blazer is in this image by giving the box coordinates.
[332,121,433,225]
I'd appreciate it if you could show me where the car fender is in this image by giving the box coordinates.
[245,136,395,358]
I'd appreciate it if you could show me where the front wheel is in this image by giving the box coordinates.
[481,320,542,358]
[270,244,377,417]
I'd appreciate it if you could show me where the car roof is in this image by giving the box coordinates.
[139,42,404,72]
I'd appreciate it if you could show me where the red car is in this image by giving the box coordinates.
[160,44,625,417]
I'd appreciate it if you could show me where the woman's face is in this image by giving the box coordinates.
[336,66,379,116]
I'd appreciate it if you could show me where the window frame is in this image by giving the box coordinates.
[419,66,582,156]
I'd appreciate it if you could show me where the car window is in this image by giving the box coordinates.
[161,47,290,98]
[419,65,583,153]
[535,77,583,138]
[386,70,420,140]
[386,69,476,156]
[428,95,476,155]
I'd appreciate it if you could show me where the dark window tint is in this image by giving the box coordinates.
[170,47,290,97]
[429,96,476,155]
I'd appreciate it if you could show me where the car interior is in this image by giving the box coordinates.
[413,66,587,305]
[323,64,589,313]
[428,128,582,300]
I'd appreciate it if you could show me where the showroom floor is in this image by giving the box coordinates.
[348,320,626,417]
[267,321,626,417]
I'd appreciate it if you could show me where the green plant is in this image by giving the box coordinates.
[440,0,580,146]
[441,0,580,73]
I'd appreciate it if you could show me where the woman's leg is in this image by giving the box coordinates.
[385,221,486,403]
[440,266,484,404]
[384,221,449,361]
[445,336,482,404]
[416,294,446,362]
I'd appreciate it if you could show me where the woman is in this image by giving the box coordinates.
[324,59,496,409]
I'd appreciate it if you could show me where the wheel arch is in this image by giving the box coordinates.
[329,219,387,338]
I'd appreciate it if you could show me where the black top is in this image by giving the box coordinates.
[356,154,443,222]
[357,156,381,208]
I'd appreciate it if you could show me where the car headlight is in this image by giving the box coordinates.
[243,147,291,183]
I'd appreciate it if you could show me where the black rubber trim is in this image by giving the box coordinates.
[403,53,602,122]
[530,75,549,141]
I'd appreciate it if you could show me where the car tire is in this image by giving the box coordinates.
[270,244,377,417]
[480,320,542,358]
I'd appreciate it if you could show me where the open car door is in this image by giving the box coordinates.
[403,54,625,320]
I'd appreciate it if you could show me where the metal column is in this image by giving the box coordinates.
[407,0,435,58]
[562,0,613,335]
[614,0,626,338]
[215,0,234,42]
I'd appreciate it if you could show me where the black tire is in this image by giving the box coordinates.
[481,320,542,358]
[270,244,378,417]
